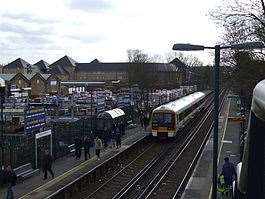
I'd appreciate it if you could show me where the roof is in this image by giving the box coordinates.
[170,58,187,70]
[22,73,35,80]
[98,108,125,119]
[40,74,52,80]
[33,60,50,73]
[153,92,206,114]
[49,55,77,69]
[4,58,31,69]
[0,74,16,81]
[49,64,69,75]
[90,59,101,63]
[76,63,128,72]
[252,79,265,121]
[76,62,177,72]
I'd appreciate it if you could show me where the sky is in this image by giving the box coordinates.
[0,0,222,65]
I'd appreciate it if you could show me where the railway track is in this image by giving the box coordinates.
[82,93,216,199]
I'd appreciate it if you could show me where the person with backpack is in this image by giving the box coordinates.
[221,157,237,195]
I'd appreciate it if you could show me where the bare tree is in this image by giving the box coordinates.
[210,0,265,45]
[127,49,151,63]
[165,51,203,67]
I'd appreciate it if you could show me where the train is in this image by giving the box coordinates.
[150,91,207,138]
[235,79,265,198]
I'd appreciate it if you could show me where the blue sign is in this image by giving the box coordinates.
[25,108,46,134]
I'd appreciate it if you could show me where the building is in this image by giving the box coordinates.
[9,73,30,89]
[49,64,70,81]
[33,60,50,73]
[0,73,61,97]
[75,62,128,84]
[49,55,77,80]
[170,57,188,86]
[46,74,61,95]
[2,58,31,74]
[75,62,178,89]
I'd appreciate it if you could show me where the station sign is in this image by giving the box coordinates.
[25,108,46,134]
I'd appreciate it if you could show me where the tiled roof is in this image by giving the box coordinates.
[0,74,16,81]
[90,59,101,63]
[40,74,51,80]
[76,62,177,72]
[49,65,69,75]
[33,60,50,73]
[76,63,128,72]
[4,58,31,69]
[49,55,77,69]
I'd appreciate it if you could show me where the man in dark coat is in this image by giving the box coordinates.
[221,157,237,187]
[83,136,93,160]
[74,137,82,159]
[42,150,54,180]
[144,116,149,130]
[115,126,121,149]
[4,165,17,199]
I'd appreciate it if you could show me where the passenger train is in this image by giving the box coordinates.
[235,79,265,198]
[151,91,207,138]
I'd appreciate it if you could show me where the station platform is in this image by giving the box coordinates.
[182,94,242,198]
[0,125,147,199]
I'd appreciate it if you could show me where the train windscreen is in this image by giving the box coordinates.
[152,112,174,128]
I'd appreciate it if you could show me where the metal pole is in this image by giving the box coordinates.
[1,91,4,167]
[212,45,220,199]
[90,89,93,134]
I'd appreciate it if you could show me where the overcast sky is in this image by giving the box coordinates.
[0,0,222,65]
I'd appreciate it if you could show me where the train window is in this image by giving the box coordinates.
[164,113,173,124]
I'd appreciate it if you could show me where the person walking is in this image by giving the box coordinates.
[83,136,93,160]
[111,127,116,149]
[221,157,237,194]
[144,115,149,131]
[42,150,54,180]
[115,126,121,149]
[4,165,17,199]
[74,137,82,159]
[94,137,103,160]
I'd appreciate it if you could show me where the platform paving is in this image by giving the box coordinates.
[182,94,242,199]
[0,125,147,199]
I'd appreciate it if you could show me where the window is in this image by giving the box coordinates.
[50,80,57,86]
[18,80,21,84]
[36,79,40,84]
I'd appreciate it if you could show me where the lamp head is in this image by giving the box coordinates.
[172,43,205,51]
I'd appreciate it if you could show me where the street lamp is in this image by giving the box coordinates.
[172,41,264,199]
[0,78,5,168]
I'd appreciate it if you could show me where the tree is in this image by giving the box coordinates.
[210,0,265,45]
[165,52,203,67]
[127,49,151,63]
[210,0,265,104]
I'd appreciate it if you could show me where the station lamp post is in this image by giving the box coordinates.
[172,41,264,199]
[0,78,5,168]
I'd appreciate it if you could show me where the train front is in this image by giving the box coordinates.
[151,110,176,138]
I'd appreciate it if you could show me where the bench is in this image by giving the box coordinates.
[14,163,39,181]
[127,120,137,129]
[68,144,76,153]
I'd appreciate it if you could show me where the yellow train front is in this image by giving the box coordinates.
[151,92,206,138]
